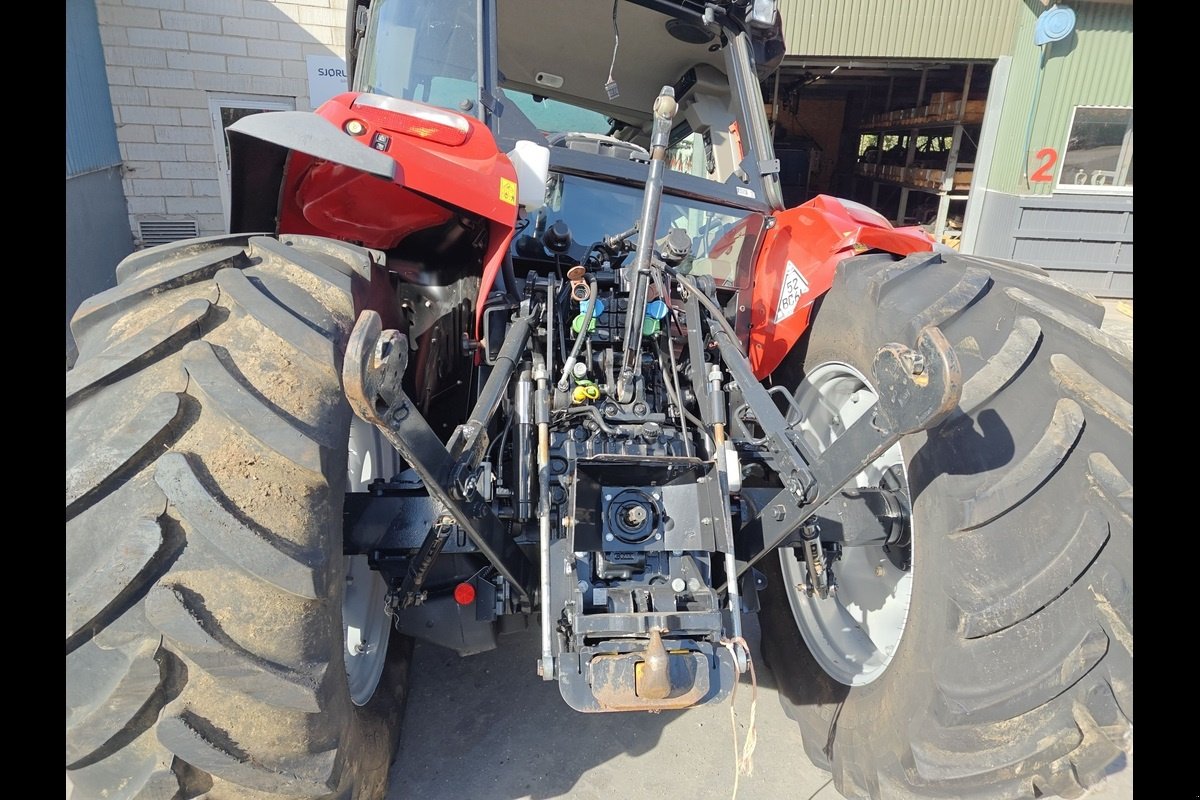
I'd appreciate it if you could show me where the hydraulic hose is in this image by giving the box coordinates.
[501,252,521,303]
[554,404,621,435]
[556,276,598,393]
[664,268,744,354]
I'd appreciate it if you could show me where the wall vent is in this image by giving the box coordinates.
[137,218,199,247]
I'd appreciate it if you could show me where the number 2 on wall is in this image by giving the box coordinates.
[1031,148,1058,183]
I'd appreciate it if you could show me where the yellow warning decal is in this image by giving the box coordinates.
[499,177,517,205]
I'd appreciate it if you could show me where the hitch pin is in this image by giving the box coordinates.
[799,523,830,599]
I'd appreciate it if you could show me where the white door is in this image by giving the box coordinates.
[209,95,296,231]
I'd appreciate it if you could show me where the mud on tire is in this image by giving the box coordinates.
[759,251,1132,799]
[66,234,411,799]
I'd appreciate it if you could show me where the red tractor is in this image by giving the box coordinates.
[66,1,1132,798]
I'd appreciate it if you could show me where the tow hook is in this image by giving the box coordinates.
[636,629,671,699]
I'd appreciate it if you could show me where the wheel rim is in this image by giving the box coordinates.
[343,418,397,706]
[779,361,914,686]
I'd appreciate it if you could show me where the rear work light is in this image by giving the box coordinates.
[352,94,471,147]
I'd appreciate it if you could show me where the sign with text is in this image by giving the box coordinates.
[306,55,349,109]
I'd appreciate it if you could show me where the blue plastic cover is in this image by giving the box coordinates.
[580,297,606,317]
[645,299,669,320]
[1034,5,1076,45]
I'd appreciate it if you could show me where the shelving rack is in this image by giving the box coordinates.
[855,64,981,240]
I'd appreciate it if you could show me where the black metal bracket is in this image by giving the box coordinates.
[343,310,531,599]
[712,324,961,590]
[395,516,455,609]
[739,486,909,549]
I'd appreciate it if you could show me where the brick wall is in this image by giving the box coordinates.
[96,0,348,242]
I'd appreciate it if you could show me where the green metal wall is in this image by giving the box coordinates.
[779,0,1018,59]
[984,2,1133,195]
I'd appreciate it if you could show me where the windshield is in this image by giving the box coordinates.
[505,90,611,137]
[523,173,755,286]
[355,0,478,111]
[354,0,781,210]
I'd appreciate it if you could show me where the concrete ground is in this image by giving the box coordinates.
[386,297,1133,800]
[388,620,1131,800]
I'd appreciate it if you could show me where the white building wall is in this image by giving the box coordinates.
[96,0,348,243]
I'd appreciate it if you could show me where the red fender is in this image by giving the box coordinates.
[274,92,519,334]
[747,195,934,379]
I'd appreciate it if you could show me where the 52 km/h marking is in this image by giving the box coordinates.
[774,260,810,324]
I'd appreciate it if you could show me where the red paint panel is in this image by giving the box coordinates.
[273,92,521,335]
[318,92,518,226]
[278,93,518,249]
[748,195,933,378]
[284,157,454,249]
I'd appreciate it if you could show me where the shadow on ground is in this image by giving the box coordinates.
[385,614,841,800]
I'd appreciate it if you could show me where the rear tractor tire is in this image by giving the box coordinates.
[759,251,1132,799]
[66,234,411,799]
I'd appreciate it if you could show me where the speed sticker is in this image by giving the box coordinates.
[774,260,810,324]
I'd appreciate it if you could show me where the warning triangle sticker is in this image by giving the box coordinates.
[774,260,810,324]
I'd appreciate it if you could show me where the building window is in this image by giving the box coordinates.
[1057,106,1133,193]
[209,95,296,229]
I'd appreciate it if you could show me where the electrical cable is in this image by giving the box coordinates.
[489,404,514,483]
[605,0,620,99]
[651,268,693,456]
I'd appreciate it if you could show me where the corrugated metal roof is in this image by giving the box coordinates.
[779,0,1019,60]
[67,0,121,177]
[985,1,1133,195]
